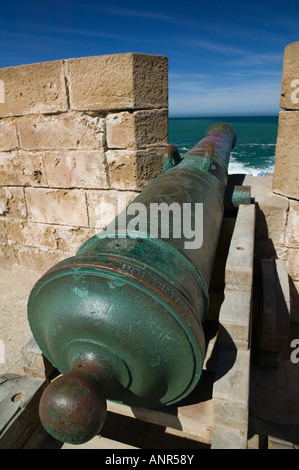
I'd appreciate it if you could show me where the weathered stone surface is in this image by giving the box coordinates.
[6,221,57,250]
[287,248,299,280]
[87,190,137,229]
[0,151,46,187]
[106,112,136,149]
[0,187,27,219]
[17,113,105,150]
[54,225,95,254]
[132,54,168,110]
[106,150,139,190]
[0,120,18,150]
[66,53,168,112]
[43,150,108,189]
[15,245,66,272]
[218,289,252,349]
[243,175,289,245]
[211,423,247,449]
[0,244,18,269]
[280,41,299,110]
[106,109,168,149]
[106,149,164,190]
[25,188,88,226]
[258,204,287,246]
[0,60,68,117]
[285,199,299,248]
[225,204,255,290]
[0,220,7,243]
[273,111,299,200]
[133,109,168,148]
[213,348,250,425]
[290,280,299,322]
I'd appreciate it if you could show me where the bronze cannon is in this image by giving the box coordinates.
[27,122,239,444]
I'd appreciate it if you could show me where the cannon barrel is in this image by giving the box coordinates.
[27,122,237,444]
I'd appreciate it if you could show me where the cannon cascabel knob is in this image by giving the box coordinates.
[39,367,107,445]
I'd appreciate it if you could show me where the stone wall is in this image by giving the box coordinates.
[271,41,299,322]
[0,53,168,272]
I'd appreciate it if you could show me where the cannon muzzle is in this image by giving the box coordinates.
[28,123,237,444]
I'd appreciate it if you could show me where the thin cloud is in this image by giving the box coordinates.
[191,39,246,55]
[1,25,139,44]
[227,52,283,67]
[94,6,177,22]
[169,77,281,116]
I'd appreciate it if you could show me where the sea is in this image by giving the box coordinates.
[168,116,278,176]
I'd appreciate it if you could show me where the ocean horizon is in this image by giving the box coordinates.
[168,115,278,175]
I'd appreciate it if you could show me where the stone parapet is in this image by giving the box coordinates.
[274,42,299,200]
[0,53,168,272]
[271,41,299,323]
[280,41,299,111]
[273,111,299,200]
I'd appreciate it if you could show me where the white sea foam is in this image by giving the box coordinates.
[228,159,274,176]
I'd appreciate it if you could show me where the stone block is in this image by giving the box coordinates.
[211,423,247,449]
[133,109,168,148]
[17,113,105,150]
[43,150,108,189]
[287,248,299,281]
[106,149,164,190]
[0,120,18,150]
[0,151,46,187]
[273,111,299,200]
[0,60,68,117]
[290,280,299,322]
[213,347,250,425]
[280,41,299,110]
[6,221,57,250]
[0,244,18,269]
[243,175,289,245]
[87,189,137,229]
[106,112,135,149]
[106,109,168,149]
[218,289,252,349]
[25,188,88,226]
[66,53,168,112]
[257,204,287,246]
[15,245,66,273]
[225,204,255,290]
[54,225,95,254]
[285,200,299,248]
[0,187,27,219]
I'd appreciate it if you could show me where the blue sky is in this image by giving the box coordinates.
[0,0,298,117]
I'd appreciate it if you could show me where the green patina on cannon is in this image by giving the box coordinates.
[27,123,241,445]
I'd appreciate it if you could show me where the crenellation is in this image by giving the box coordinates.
[0,53,168,269]
[271,41,299,321]
[273,111,299,200]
